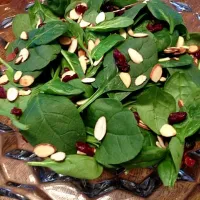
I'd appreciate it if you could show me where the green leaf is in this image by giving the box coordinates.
[85,98,144,165]
[105,12,115,21]
[141,129,157,147]
[47,0,70,16]
[159,54,193,68]
[147,0,183,33]
[158,154,178,187]
[109,0,137,7]
[20,94,86,154]
[137,86,176,134]
[28,155,103,179]
[91,34,124,60]
[122,146,167,169]
[12,14,32,38]
[87,17,134,32]
[185,33,200,46]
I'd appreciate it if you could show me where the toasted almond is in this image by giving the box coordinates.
[15,56,23,65]
[78,49,86,57]
[81,77,96,83]
[128,48,143,64]
[20,31,28,40]
[77,150,86,155]
[182,45,190,49]
[34,143,57,158]
[156,141,163,148]
[174,47,186,55]
[176,36,185,47]
[68,38,78,53]
[188,45,199,53]
[138,122,150,130]
[119,72,131,88]
[19,75,34,87]
[4,42,10,50]
[159,77,167,82]
[96,12,106,24]
[88,40,95,53]
[0,74,9,85]
[119,29,127,39]
[95,38,101,46]
[132,33,148,38]
[157,136,166,149]
[59,36,71,46]
[7,87,18,102]
[135,75,147,86]
[94,56,103,66]
[150,64,163,83]
[127,27,134,37]
[79,56,87,74]
[50,152,66,162]
[178,99,184,108]
[94,116,107,141]
[19,48,29,62]
[76,98,89,106]
[69,9,80,20]
[14,71,23,83]
[79,19,91,28]
[61,70,76,81]
[19,89,31,96]
[158,57,170,62]
[160,124,177,137]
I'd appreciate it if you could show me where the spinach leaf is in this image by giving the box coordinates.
[87,17,134,32]
[122,146,167,169]
[40,78,83,96]
[107,91,131,101]
[109,0,137,7]
[164,72,198,109]
[158,154,178,187]
[29,0,58,28]
[61,50,85,78]
[169,137,184,173]
[20,94,86,154]
[141,129,157,147]
[159,54,193,68]
[28,155,103,179]
[12,14,32,38]
[137,86,176,134]
[91,34,124,60]
[147,0,184,33]
[47,0,70,16]
[85,98,143,165]
[185,33,200,46]
[105,12,115,21]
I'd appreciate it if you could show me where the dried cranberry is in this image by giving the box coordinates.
[11,107,23,117]
[113,49,130,72]
[76,142,95,157]
[168,112,187,125]
[115,9,125,16]
[38,23,46,28]
[63,67,70,72]
[192,49,200,60]
[75,4,88,15]
[14,47,19,54]
[101,2,117,12]
[146,22,164,33]
[0,86,7,98]
[133,112,140,123]
[184,156,196,167]
[62,74,78,83]
[6,52,17,62]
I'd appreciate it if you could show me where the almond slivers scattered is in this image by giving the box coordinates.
[34,143,57,158]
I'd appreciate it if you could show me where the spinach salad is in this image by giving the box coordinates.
[0,0,200,187]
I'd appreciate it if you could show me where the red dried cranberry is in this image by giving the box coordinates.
[133,112,140,123]
[192,49,200,60]
[62,74,78,83]
[168,112,187,125]
[75,4,88,15]
[11,107,23,117]
[0,86,7,98]
[184,156,196,167]
[6,52,17,62]
[101,3,116,12]
[38,23,46,28]
[113,49,130,72]
[63,67,70,72]
[146,22,164,33]
[76,142,95,157]
[14,47,19,54]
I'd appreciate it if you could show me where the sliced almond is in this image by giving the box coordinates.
[77,150,86,155]
[61,70,75,81]
[119,72,131,88]
[36,18,43,29]
[127,27,134,37]
[15,56,23,65]
[7,87,18,102]
[158,57,170,62]
[174,47,186,55]
[176,36,185,47]
[81,77,96,83]
[160,77,167,82]
[79,56,87,74]
[150,64,163,83]
[94,56,103,66]
[160,124,177,137]
[19,75,34,87]
[68,38,78,53]
[132,33,148,38]
[77,15,83,24]
[96,12,106,24]
[59,36,71,46]
[79,19,90,28]
[95,38,101,46]
[178,99,184,108]
[88,40,95,53]
[171,57,180,61]
[194,57,199,65]
[94,116,107,141]
[119,29,127,39]
[188,45,199,53]
[34,143,57,158]
[19,89,31,96]
[156,141,163,148]
[135,75,147,86]
[78,49,86,57]
[50,152,66,162]
[0,74,9,85]
[14,71,22,83]
[20,31,28,40]
[69,9,80,20]
[76,98,89,106]
[4,42,10,50]
[157,136,166,149]
[128,48,143,64]
[138,122,150,130]
[19,48,29,62]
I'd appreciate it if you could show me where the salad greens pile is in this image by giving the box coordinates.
[0,0,200,187]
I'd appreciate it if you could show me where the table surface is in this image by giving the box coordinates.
[0,1,200,200]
